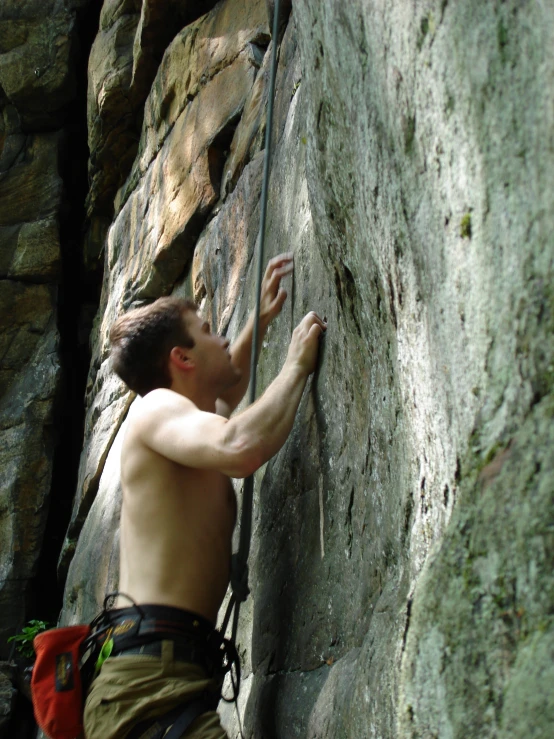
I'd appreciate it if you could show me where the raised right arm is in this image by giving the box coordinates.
[134,312,326,478]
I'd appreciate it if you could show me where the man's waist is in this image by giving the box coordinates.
[95,603,226,676]
[104,603,216,640]
[116,582,227,626]
[98,603,217,652]
[110,639,211,666]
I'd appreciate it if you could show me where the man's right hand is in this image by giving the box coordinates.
[286,311,327,375]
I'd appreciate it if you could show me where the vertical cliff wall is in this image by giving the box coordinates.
[0,0,97,659]
[2,0,553,737]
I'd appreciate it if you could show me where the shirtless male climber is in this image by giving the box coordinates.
[83,253,326,739]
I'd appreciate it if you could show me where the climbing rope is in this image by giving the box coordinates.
[221,0,281,667]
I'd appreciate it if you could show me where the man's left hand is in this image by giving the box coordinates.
[259,252,294,326]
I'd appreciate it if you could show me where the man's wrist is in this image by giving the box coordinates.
[283,355,310,381]
[254,312,270,337]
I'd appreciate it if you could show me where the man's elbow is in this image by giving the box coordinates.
[226,437,264,479]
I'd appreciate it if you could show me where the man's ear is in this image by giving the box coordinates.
[169,346,195,372]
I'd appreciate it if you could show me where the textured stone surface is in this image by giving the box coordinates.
[0,123,63,662]
[220,49,269,199]
[108,51,256,300]
[59,0,271,581]
[0,282,55,389]
[0,219,61,282]
[0,0,77,667]
[0,1,88,129]
[86,0,141,216]
[61,416,126,625]
[86,0,222,219]
[399,398,554,738]
[0,663,16,738]
[54,0,554,737]
[191,153,265,329]
[288,0,554,735]
[58,366,132,580]
[0,285,60,656]
[0,132,63,226]
[0,125,62,283]
[125,0,269,191]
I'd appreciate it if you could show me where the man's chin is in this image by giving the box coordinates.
[220,365,241,390]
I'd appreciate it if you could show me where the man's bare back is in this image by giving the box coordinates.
[118,401,237,622]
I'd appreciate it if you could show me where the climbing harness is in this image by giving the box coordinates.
[93,595,239,739]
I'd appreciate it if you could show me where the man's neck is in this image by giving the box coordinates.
[169,379,217,414]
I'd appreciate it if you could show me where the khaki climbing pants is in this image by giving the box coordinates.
[83,640,228,738]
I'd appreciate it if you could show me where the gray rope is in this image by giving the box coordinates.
[226,0,281,646]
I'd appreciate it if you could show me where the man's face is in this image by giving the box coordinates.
[183,312,241,389]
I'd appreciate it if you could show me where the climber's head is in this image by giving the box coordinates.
[109,297,197,396]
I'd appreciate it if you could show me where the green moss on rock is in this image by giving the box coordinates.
[460,213,472,239]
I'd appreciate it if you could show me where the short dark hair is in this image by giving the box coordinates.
[109,297,197,396]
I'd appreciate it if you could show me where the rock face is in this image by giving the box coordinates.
[0,0,84,655]
[3,0,554,737]
[0,1,85,131]
[0,662,17,738]
[85,0,221,220]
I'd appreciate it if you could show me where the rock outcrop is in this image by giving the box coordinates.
[3,0,554,737]
[0,0,84,655]
[85,0,222,221]
[0,663,16,737]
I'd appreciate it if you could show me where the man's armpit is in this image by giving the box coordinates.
[215,399,232,419]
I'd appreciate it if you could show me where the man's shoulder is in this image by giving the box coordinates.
[122,387,229,472]
[142,388,196,412]
[129,389,199,429]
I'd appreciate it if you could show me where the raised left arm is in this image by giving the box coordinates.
[216,253,293,416]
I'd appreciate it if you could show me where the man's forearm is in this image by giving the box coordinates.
[219,311,268,411]
[219,253,293,413]
[224,358,309,476]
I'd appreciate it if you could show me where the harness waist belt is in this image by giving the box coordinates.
[112,639,211,667]
[104,604,215,638]
[93,603,240,687]
[96,604,216,655]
